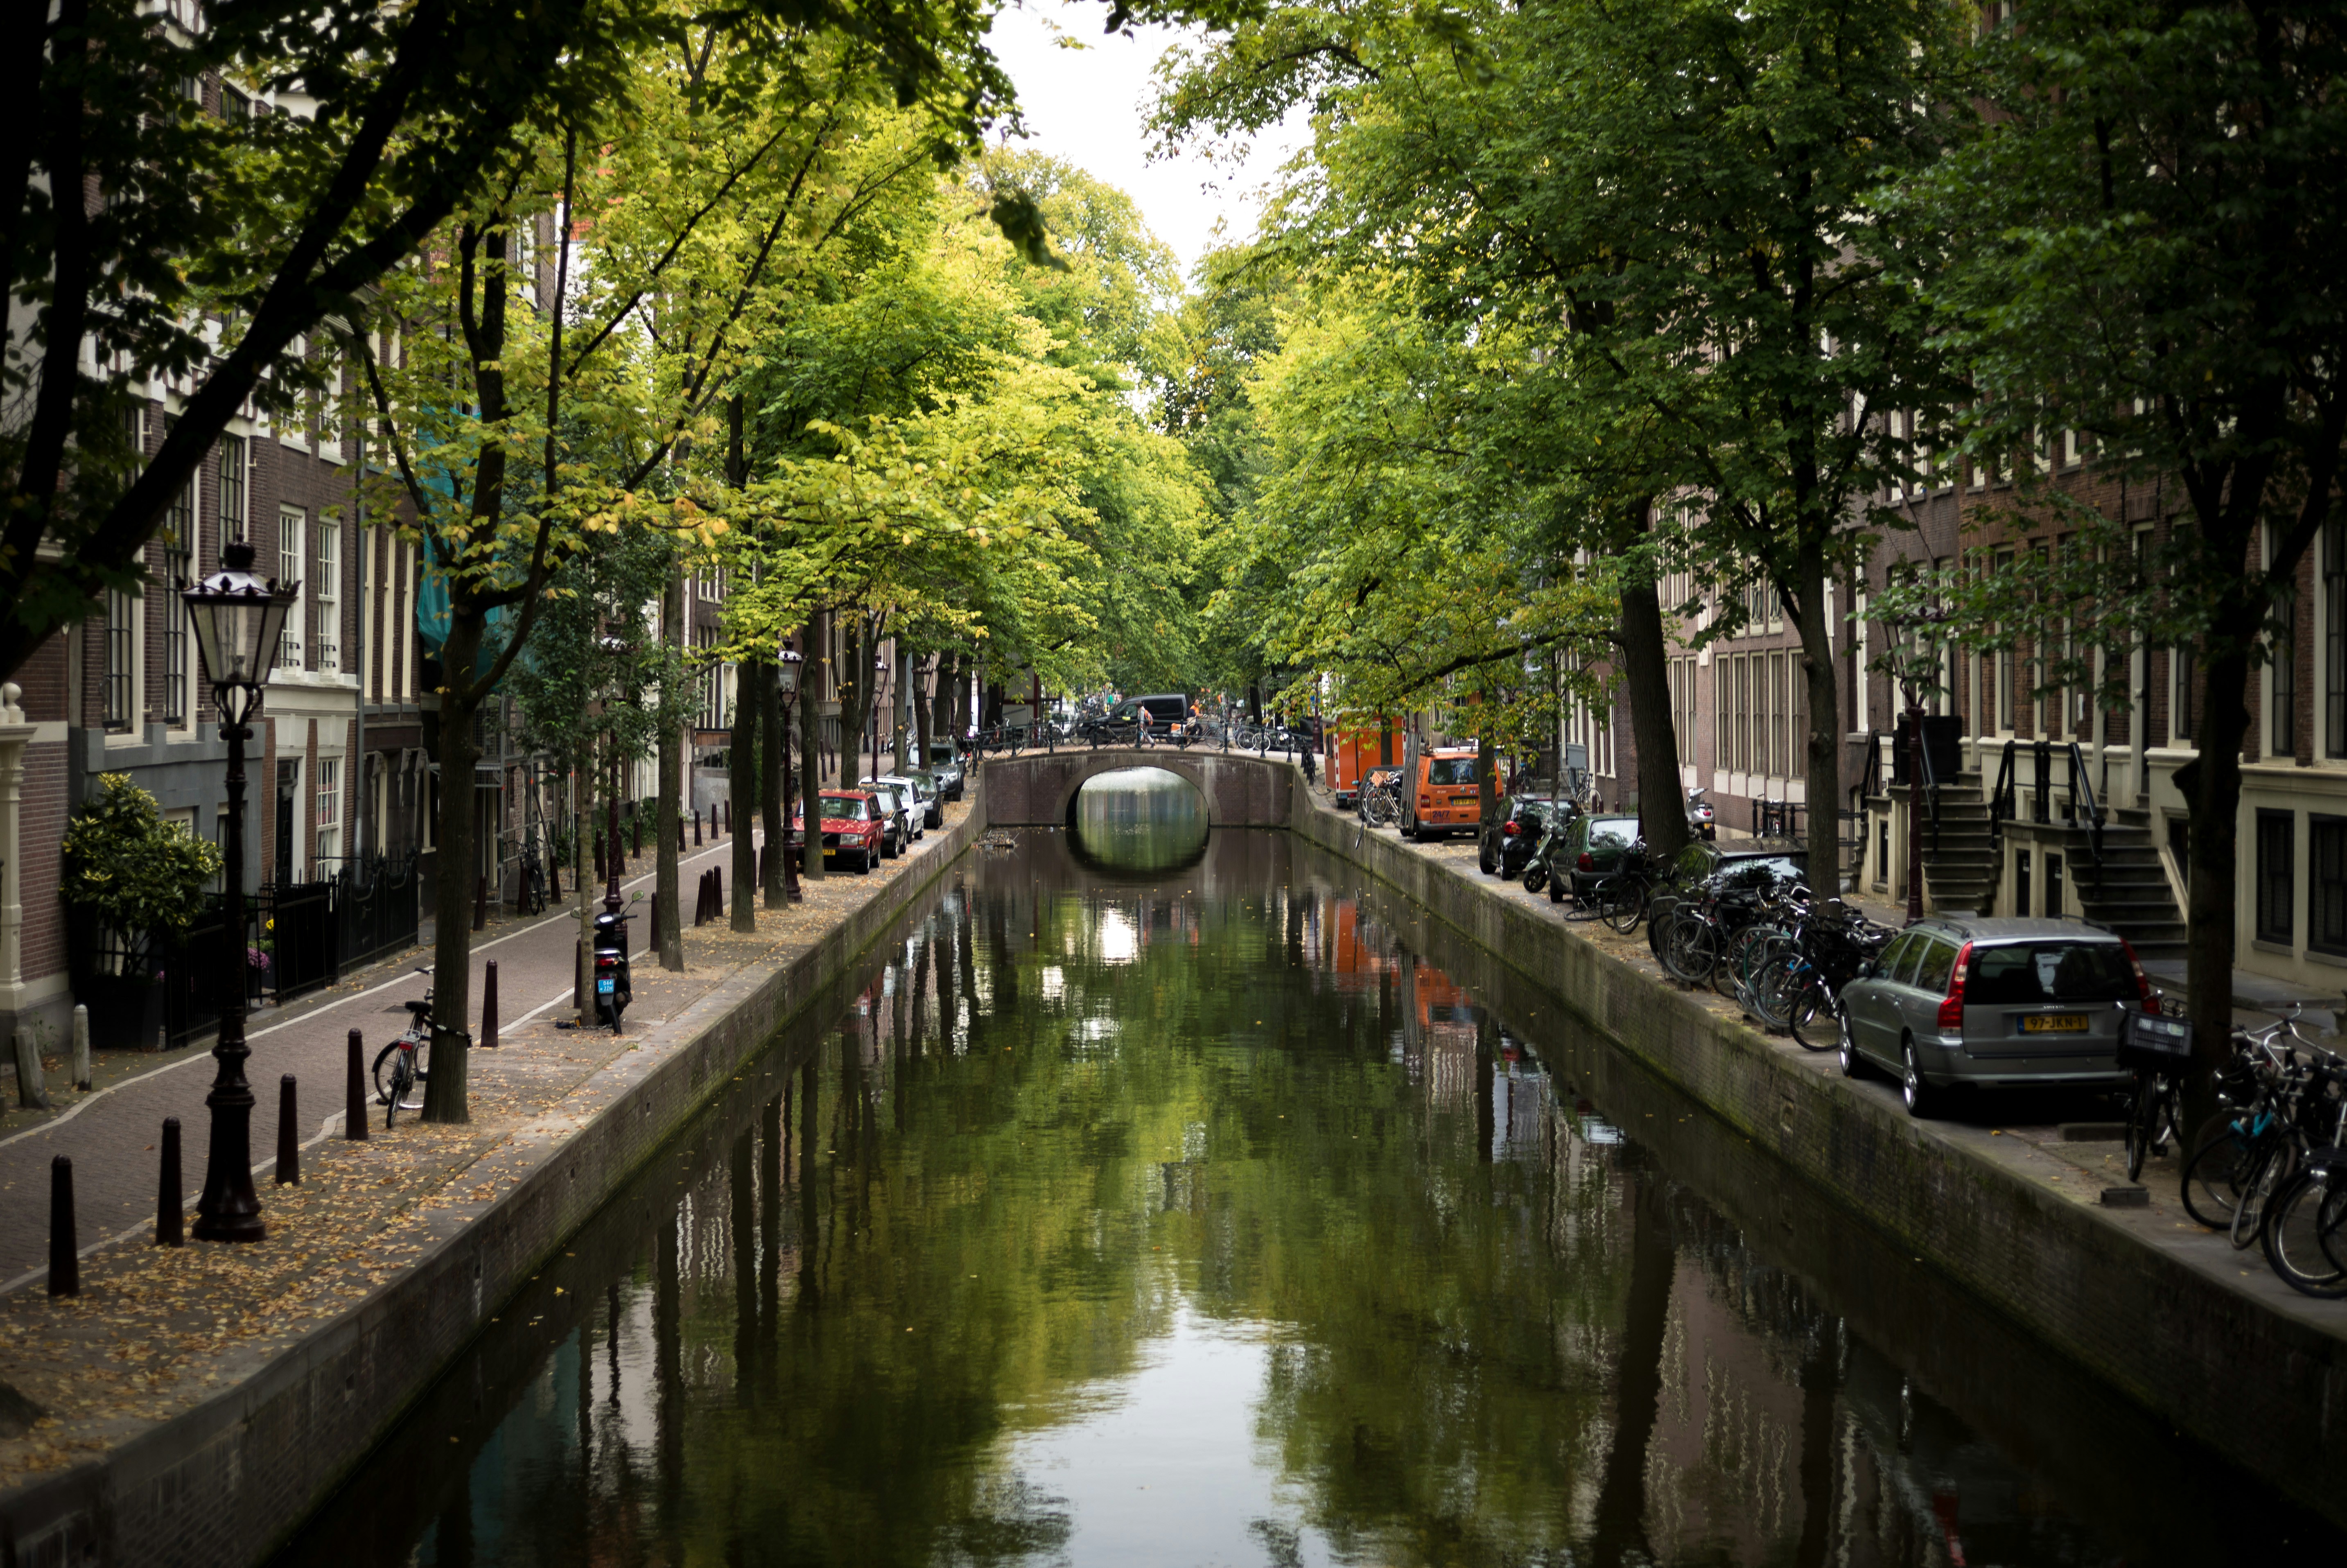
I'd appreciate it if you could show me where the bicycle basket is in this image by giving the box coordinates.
[2118,1010,2192,1071]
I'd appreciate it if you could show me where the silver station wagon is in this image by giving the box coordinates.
[1836,916,2157,1117]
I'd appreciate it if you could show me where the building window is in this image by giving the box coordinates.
[2175,642,2196,742]
[2327,520,2346,759]
[104,587,138,731]
[314,513,339,673]
[217,434,247,542]
[2313,816,2347,957]
[316,757,341,869]
[165,466,195,726]
[278,504,305,669]
[2256,809,2294,945]
[2273,531,2297,758]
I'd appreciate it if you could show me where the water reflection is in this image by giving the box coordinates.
[1070,766,1209,873]
[273,834,2340,1568]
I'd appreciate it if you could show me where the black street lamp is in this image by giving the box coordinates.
[180,541,298,1243]
[1886,602,1949,924]
[778,649,803,903]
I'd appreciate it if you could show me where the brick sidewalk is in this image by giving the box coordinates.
[0,817,942,1288]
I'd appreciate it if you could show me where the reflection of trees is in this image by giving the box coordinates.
[346,846,2147,1568]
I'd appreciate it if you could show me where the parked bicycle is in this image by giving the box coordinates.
[2180,1003,2342,1249]
[1360,769,1405,828]
[375,968,436,1128]
[517,840,549,916]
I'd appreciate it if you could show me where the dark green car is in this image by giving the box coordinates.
[1559,813,1642,900]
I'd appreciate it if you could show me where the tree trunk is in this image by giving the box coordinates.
[838,617,870,789]
[800,623,827,883]
[913,652,933,777]
[1475,731,1497,868]
[730,655,759,931]
[423,611,482,1124]
[2184,626,2254,1130]
[1792,545,1843,896]
[760,652,785,907]
[656,564,684,970]
[576,736,596,1024]
[1618,525,1688,865]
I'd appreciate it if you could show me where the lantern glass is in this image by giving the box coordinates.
[778,649,803,698]
[181,542,297,703]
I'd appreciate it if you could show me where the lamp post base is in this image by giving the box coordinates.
[192,1090,266,1243]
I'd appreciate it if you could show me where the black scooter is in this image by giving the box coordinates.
[591,908,633,1033]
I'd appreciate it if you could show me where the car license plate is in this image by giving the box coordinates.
[2022,1014,2087,1033]
[597,977,615,994]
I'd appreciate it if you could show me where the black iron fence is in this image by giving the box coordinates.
[68,852,423,1052]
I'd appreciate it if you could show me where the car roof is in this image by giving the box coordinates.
[1907,915,2120,944]
[821,788,873,800]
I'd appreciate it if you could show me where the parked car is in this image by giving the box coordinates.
[870,771,939,834]
[922,743,966,801]
[1083,693,1192,744]
[858,780,913,856]
[1401,748,1482,839]
[1836,916,2151,1117]
[1558,812,1643,900]
[790,789,886,873]
[888,768,946,829]
[1484,796,1574,879]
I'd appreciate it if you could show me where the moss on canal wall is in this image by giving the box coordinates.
[1289,782,2347,1530]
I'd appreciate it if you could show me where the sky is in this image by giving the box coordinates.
[982,1,1306,279]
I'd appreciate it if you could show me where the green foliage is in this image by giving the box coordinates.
[59,774,222,937]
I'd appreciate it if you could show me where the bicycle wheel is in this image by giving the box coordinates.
[383,1052,411,1130]
[2181,1121,2251,1230]
[1747,953,1800,1029]
[1786,981,1834,1051]
[2261,1168,2347,1297]
[2123,1073,2172,1184]
[1663,916,1718,986]
[2232,1143,2297,1249]
[1602,879,1647,934]
[1713,924,1765,1001]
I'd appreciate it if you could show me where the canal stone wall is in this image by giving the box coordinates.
[978,746,1294,827]
[1288,778,2347,1530]
[0,798,987,1568]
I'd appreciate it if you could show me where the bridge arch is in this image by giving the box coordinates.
[977,746,1300,829]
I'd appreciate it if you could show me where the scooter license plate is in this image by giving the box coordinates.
[597,977,616,994]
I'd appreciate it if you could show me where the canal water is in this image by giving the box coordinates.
[277,777,2338,1567]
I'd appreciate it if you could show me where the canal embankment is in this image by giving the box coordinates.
[1284,773,2347,1528]
[0,797,986,1568]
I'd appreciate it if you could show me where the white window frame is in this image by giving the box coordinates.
[103,585,144,740]
[316,756,341,870]
[277,504,306,670]
[314,512,340,674]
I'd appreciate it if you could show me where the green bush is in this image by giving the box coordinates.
[60,774,222,937]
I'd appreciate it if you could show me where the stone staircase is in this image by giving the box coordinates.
[2061,807,2189,962]
[1880,769,2188,960]
[1874,775,2000,916]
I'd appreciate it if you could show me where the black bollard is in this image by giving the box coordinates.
[648,891,662,951]
[712,865,722,917]
[345,1030,368,1141]
[276,1075,300,1185]
[694,809,703,847]
[49,1156,77,1296]
[157,1118,184,1245]
[481,960,500,1050]
[724,799,732,834]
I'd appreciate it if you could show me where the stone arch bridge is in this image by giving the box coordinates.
[977,746,1303,827]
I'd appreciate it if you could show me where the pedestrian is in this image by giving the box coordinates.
[1138,708,1152,748]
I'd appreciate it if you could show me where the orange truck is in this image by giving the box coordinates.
[1323,716,1405,811]
[1401,740,1483,840]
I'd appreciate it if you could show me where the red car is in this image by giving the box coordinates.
[789,789,886,873]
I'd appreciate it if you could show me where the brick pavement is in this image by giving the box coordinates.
[0,820,890,1287]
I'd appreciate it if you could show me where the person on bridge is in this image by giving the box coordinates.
[1138,709,1153,748]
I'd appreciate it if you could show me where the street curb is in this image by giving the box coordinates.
[0,797,985,1568]
[1287,783,2347,1529]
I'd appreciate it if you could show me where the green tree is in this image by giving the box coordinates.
[1881,0,2347,1078]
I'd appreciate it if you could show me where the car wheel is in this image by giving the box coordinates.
[1837,1007,1866,1078]
[1479,841,1496,875]
[1547,877,1564,904]
[1902,1038,1940,1118]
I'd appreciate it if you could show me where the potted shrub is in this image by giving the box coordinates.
[61,774,223,1048]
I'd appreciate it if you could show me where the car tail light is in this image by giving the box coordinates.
[1936,941,1974,1031]
[1503,821,1520,837]
[2120,938,2159,1014]
[1577,851,1595,872]
[1420,794,1434,809]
